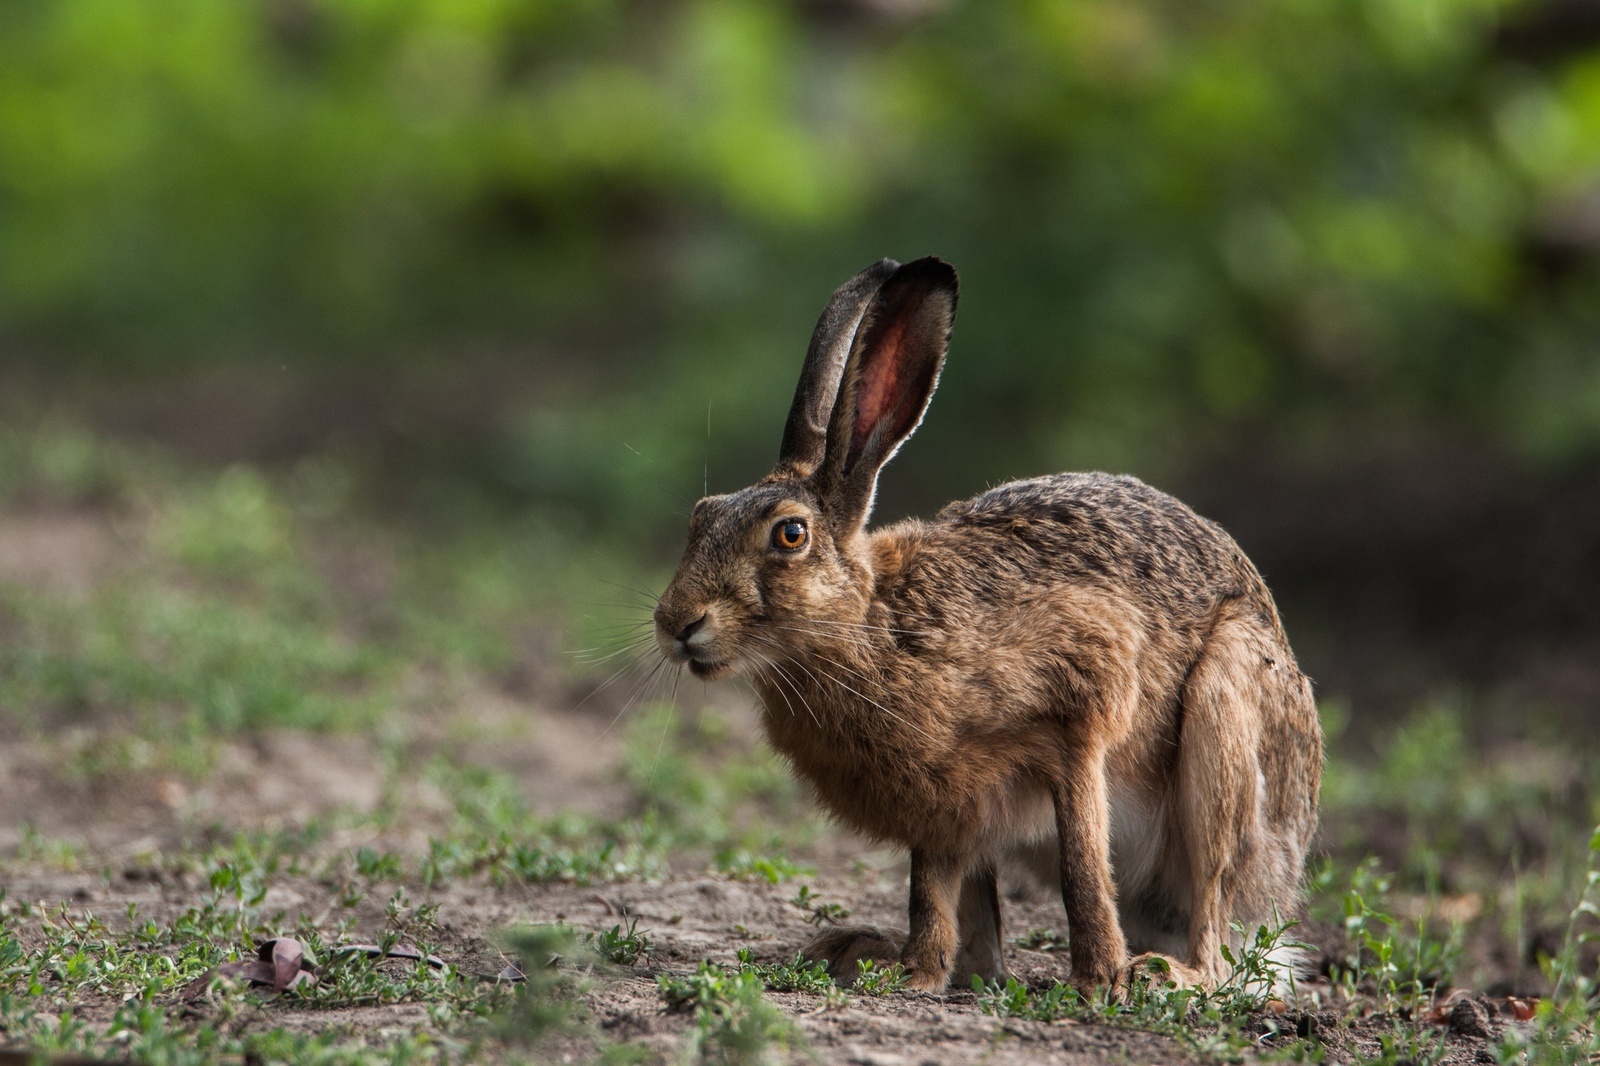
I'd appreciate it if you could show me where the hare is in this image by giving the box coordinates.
[653,256,1322,994]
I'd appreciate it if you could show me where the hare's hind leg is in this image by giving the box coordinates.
[1152,610,1277,989]
[801,926,904,987]
[951,865,1006,987]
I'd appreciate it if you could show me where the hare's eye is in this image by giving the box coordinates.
[771,519,808,552]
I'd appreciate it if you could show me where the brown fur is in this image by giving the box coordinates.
[653,257,1322,993]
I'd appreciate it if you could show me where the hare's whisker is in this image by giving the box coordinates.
[748,651,799,720]
[791,615,934,638]
[570,648,650,708]
[750,645,823,729]
[806,654,934,742]
[595,577,663,603]
[644,698,676,790]
[575,620,655,635]
[766,644,932,743]
[760,624,876,650]
[586,652,672,750]
[571,635,658,666]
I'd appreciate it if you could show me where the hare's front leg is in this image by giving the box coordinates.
[900,849,963,991]
[1052,746,1129,990]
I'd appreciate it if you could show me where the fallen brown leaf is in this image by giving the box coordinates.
[181,937,317,1002]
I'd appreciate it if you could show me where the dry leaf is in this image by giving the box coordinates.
[181,937,316,1001]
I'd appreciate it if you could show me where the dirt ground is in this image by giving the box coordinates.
[0,464,1584,1065]
[0,690,1539,1066]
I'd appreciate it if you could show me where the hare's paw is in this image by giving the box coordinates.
[1120,952,1212,993]
[800,925,905,989]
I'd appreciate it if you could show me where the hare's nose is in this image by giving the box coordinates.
[676,613,708,645]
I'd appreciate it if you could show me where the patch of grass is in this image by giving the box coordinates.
[1491,826,1600,1066]
[0,873,509,1064]
[0,579,390,741]
[622,705,813,856]
[714,849,812,884]
[659,960,804,1064]
[851,959,908,996]
[0,422,648,788]
[732,950,834,995]
[418,760,669,887]
[975,915,1311,1058]
[1363,1024,1447,1066]
[1321,702,1597,902]
[2,824,85,872]
[0,995,474,1065]
[1316,857,1465,1011]
[586,917,651,967]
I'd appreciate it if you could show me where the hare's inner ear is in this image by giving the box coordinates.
[778,259,900,477]
[818,256,958,530]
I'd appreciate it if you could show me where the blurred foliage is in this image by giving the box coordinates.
[5,0,1600,524]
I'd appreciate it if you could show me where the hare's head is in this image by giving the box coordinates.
[654,257,958,679]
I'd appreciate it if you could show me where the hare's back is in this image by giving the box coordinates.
[933,472,1269,621]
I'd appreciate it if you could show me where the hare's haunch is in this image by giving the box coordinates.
[654,257,1322,993]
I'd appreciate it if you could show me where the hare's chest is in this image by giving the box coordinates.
[754,681,1037,847]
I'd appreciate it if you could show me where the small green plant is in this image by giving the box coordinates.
[1013,927,1068,952]
[852,959,908,996]
[659,961,803,1064]
[790,885,849,927]
[733,949,835,994]
[587,917,650,966]
[1494,825,1600,1066]
[1365,1022,1447,1066]
[500,924,591,1044]
[354,846,403,881]
[715,849,812,884]
[1210,912,1310,1014]
[972,975,1082,1022]
[1327,858,1462,1012]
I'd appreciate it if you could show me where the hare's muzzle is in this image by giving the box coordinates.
[654,605,730,678]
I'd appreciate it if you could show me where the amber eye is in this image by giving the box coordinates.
[771,518,808,552]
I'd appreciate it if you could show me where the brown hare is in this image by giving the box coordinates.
[653,256,1322,994]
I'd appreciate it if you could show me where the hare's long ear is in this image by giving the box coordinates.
[778,258,900,476]
[815,256,958,532]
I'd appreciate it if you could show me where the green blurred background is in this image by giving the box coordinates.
[5,0,1600,739]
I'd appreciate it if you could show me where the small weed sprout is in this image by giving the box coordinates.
[790,885,849,927]
[587,917,650,966]
[733,949,834,994]
[1013,927,1068,952]
[852,959,909,996]
[1329,858,1462,1012]
[354,846,403,881]
[1210,910,1310,1013]
[500,924,591,1044]
[1495,825,1600,1066]
[715,849,812,884]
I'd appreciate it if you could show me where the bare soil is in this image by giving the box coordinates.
[0,695,1537,1066]
[0,463,1568,1064]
